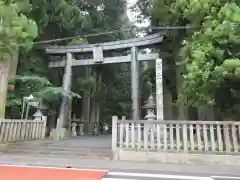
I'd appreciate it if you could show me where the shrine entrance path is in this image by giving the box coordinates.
[0,164,108,180]
[0,135,112,160]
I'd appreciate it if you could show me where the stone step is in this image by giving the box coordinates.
[4,145,111,152]
[5,144,111,149]
[0,152,111,160]
[5,141,111,149]
[0,136,112,160]
[2,146,112,154]
[2,148,111,155]
[1,148,112,159]
[6,146,111,151]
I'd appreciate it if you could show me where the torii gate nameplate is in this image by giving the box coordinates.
[45,33,164,136]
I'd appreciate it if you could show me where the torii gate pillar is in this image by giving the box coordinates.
[131,47,140,121]
[45,33,165,133]
[55,52,73,139]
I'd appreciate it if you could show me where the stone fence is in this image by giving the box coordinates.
[111,116,240,165]
[0,117,47,143]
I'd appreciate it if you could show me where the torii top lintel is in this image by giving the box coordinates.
[45,33,164,54]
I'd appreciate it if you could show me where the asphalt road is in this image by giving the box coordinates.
[101,169,240,180]
[0,154,239,180]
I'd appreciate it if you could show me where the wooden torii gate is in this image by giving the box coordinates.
[45,33,165,138]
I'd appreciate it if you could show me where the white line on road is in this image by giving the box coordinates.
[105,172,214,180]
[212,176,240,179]
[102,178,137,180]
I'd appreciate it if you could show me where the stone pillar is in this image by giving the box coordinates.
[131,47,140,121]
[55,53,73,139]
[111,116,118,151]
[156,58,164,120]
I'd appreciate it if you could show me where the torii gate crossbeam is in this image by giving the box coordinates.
[45,33,165,138]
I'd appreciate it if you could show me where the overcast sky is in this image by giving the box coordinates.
[127,0,137,21]
[127,0,149,27]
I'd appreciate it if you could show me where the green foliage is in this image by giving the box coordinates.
[77,76,96,92]
[35,87,81,103]
[0,0,39,117]
[6,75,80,118]
[177,2,240,108]
[0,0,38,61]
[223,59,240,71]
[132,0,240,118]
[69,38,88,45]
[149,0,240,118]
[28,0,89,38]
[5,0,133,121]
[9,75,51,86]
[101,64,132,117]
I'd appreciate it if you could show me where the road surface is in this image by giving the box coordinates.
[102,170,240,180]
[0,155,239,180]
[0,164,107,180]
[1,164,239,180]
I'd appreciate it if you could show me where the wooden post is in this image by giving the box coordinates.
[112,116,118,151]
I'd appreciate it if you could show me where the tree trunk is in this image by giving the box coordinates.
[95,102,100,133]
[8,50,19,91]
[10,49,19,78]
[163,84,173,120]
[82,67,91,134]
[176,65,189,120]
[95,71,102,134]
[89,70,98,134]
[47,110,57,136]
[67,98,73,132]
[0,60,11,118]
[89,99,96,134]
[198,106,215,121]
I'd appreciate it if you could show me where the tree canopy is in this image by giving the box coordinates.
[1,0,134,123]
[135,0,240,119]
[0,0,38,60]
[3,0,239,122]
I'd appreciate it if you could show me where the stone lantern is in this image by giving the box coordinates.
[143,94,157,141]
[71,122,77,137]
[103,122,109,134]
[33,108,43,120]
[143,94,157,121]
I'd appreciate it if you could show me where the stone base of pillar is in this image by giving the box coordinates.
[50,128,70,140]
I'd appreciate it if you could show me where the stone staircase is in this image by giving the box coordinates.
[0,135,113,160]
